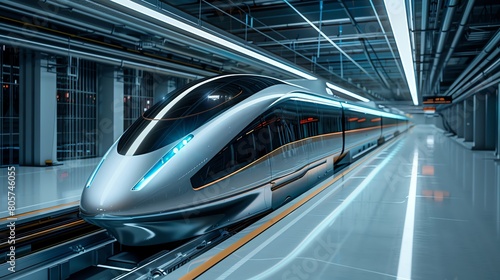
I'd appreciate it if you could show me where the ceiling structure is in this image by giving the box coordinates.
[0,0,499,113]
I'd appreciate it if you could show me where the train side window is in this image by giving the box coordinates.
[313,103,342,134]
[346,111,370,130]
[322,110,342,133]
[265,101,299,150]
[190,144,234,188]
[231,134,256,170]
[297,100,319,139]
[191,115,272,189]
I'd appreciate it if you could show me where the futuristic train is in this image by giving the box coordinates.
[80,74,408,246]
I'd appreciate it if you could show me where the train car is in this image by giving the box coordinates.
[80,74,408,246]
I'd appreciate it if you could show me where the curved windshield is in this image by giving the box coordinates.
[118,75,284,155]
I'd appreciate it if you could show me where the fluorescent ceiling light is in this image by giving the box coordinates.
[110,0,317,80]
[326,82,370,102]
[384,0,419,106]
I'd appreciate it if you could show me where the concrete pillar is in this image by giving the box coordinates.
[19,51,57,166]
[451,105,457,135]
[464,97,474,142]
[485,91,496,150]
[448,108,454,133]
[473,93,486,149]
[447,106,454,134]
[456,102,464,138]
[97,65,124,156]
[497,84,500,158]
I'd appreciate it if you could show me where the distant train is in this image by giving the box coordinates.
[80,74,408,246]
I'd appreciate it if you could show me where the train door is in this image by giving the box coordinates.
[265,100,309,208]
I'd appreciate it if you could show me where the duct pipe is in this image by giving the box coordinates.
[445,30,500,96]
[231,16,379,33]
[338,0,391,89]
[0,22,222,75]
[0,34,208,79]
[452,54,500,99]
[455,71,500,103]
[428,0,458,94]
[430,0,475,95]
[0,0,140,43]
[419,0,428,94]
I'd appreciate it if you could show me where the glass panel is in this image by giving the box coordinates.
[118,75,283,156]
[317,103,343,134]
[0,46,20,166]
[56,57,97,160]
[190,113,274,189]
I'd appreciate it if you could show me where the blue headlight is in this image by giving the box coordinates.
[132,134,194,191]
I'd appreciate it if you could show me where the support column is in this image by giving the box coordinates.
[485,91,496,150]
[497,84,500,158]
[19,51,57,166]
[97,66,124,156]
[473,93,486,149]
[448,105,457,135]
[446,107,455,134]
[464,97,474,142]
[456,102,464,138]
[444,107,455,133]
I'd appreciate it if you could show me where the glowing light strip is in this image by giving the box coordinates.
[342,102,407,120]
[85,139,118,188]
[85,159,104,188]
[326,82,370,102]
[384,0,419,106]
[132,134,193,191]
[110,0,316,80]
[397,150,419,280]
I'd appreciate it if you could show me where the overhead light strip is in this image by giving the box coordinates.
[326,82,370,102]
[109,0,317,80]
[383,0,419,105]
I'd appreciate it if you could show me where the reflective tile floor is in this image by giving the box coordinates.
[169,125,500,280]
[0,157,100,224]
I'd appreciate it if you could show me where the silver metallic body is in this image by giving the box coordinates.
[80,75,408,246]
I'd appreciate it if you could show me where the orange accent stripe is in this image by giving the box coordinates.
[0,201,79,223]
[180,136,399,279]
[193,132,343,191]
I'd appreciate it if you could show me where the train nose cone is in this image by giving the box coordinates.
[80,155,143,215]
[80,185,131,215]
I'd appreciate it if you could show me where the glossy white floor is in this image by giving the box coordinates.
[168,125,500,280]
[0,157,101,225]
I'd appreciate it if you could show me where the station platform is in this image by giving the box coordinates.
[0,157,101,225]
[168,125,500,280]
